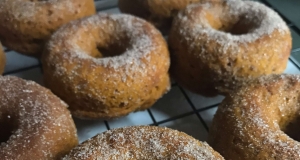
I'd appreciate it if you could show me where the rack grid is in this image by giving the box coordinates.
[2,0,300,143]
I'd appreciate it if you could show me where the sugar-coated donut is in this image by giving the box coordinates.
[209,74,300,160]
[169,0,291,96]
[0,76,78,159]
[118,0,205,31]
[0,0,96,57]
[42,13,170,119]
[63,126,224,159]
[0,43,5,74]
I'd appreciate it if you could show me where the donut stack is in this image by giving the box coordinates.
[0,0,297,159]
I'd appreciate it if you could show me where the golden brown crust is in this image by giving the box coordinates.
[0,0,96,57]
[0,76,78,160]
[63,126,224,160]
[0,43,5,74]
[42,13,170,119]
[118,0,207,31]
[208,74,300,160]
[169,0,291,96]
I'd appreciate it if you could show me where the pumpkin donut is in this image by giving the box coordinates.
[0,43,5,74]
[169,0,291,96]
[42,13,170,119]
[209,74,300,160]
[63,126,224,160]
[0,76,78,159]
[0,0,95,57]
[118,0,210,32]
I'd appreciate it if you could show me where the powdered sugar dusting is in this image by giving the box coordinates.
[63,126,224,160]
[210,74,300,159]
[0,0,75,20]
[0,76,77,159]
[69,15,155,71]
[177,0,289,52]
[43,13,170,119]
[48,13,166,81]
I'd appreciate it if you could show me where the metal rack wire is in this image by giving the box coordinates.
[4,0,300,141]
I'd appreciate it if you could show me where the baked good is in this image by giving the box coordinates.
[63,126,224,159]
[118,0,204,32]
[169,0,291,96]
[208,74,300,160]
[0,43,5,74]
[42,13,170,119]
[0,76,78,159]
[0,0,96,57]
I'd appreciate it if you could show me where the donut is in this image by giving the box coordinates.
[0,43,5,74]
[0,76,78,159]
[63,126,224,159]
[42,13,170,119]
[0,0,96,57]
[169,0,291,96]
[118,0,205,32]
[208,74,300,159]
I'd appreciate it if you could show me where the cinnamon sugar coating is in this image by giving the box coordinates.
[118,0,215,32]
[0,43,5,74]
[209,74,300,160]
[169,0,291,96]
[0,76,78,160]
[42,13,170,119]
[0,0,95,57]
[64,126,224,160]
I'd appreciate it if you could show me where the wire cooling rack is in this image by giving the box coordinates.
[3,0,300,143]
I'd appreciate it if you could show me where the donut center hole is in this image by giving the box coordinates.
[0,115,17,143]
[281,114,300,142]
[278,94,300,142]
[91,42,129,58]
[97,46,126,58]
[209,14,258,35]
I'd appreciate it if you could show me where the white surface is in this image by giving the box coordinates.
[150,86,193,122]
[108,110,153,130]
[4,51,39,73]
[160,114,208,141]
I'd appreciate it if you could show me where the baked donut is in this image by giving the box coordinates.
[0,43,5,74]
[0,0,96,57]
[169,0,291,96]
[118,0,206,32]
[0,76,78,159]
[63,126,224,159]
[208,74,300,160]
[42,13,170,119]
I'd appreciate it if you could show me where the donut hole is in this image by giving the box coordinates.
[89,38,130,58]
[0,115,18,143]
[96,44,127,58]
[224,19,256,35]
[208,13,258,35]
[283,115,300,141]
[278,95,300,142]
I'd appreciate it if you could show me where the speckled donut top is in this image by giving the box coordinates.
[177,0,289,54]
[0,76,77,159]
[0,0,78,20]
[63,126,224,159]
[46,13,168,82]
[210,74,300,159]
